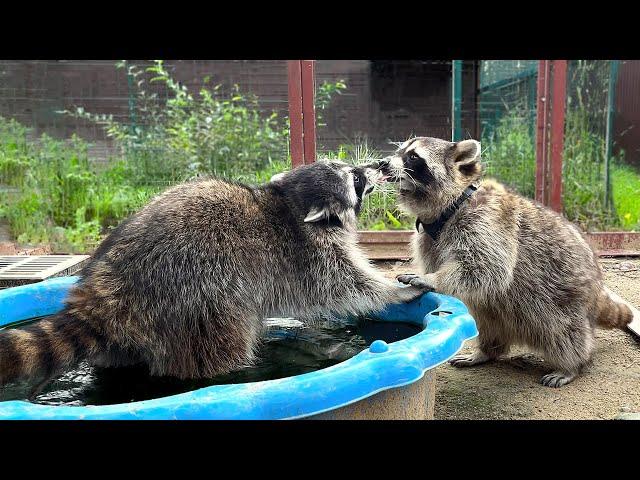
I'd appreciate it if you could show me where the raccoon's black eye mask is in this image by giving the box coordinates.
[401,152,435,188]
[352,170,367,200]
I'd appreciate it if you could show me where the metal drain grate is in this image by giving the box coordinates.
[0,255,89,288]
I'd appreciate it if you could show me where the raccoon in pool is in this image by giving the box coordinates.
[0,315,422,406]
[0,160,431,397]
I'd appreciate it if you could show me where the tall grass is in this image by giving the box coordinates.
[482,106,639,231]
[0,61,348,253]
[611,159,640,230]
[0,117,160,252]
[482,104,536,198]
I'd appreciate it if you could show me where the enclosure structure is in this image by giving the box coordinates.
[285,60,640,256]
[0,60,638,255]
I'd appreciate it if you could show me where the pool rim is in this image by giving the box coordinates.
[0,276,478,420]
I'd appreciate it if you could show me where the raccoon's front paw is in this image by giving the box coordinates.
[449,351,492,367]
[541,371,576,388]
[393,285,427,303]
[396,273,435,291]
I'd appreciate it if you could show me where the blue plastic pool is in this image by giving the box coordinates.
[0,276,477,419]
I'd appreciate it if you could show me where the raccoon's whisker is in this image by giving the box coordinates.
[400,168,419,188]
[374,185,396,197]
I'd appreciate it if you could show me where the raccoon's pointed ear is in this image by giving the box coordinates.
[270,172,288,182]
[303,206,329,223]
[453,139,481,165]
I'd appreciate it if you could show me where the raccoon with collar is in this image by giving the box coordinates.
[379,136,639,388]
[0,160,427,393]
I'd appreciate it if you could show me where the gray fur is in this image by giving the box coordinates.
[380,136,634,388]
[0,160,427,388]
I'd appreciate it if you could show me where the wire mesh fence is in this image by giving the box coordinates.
[1,60,639,255]
[0,60,293,252]
[314,60,479,230]
[477,60,638,232]
[562,60,617,230]
[478,60,538,197]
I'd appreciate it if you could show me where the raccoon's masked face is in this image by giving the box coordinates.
[375,137,482,216]
[270,160,383,228]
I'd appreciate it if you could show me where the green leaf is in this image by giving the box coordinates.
[385,210,402,228]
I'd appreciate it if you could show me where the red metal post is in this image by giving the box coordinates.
[535,60,551,205]
[549,60,567,213]
[301,60,316,164]
[287,60,305,168]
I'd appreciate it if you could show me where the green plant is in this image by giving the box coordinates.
[62,61,291,183]
[482,103,536,198]
[610,159,640,230]
[316,79,347,128]
[0,117,32,187]
[0,62,350,252]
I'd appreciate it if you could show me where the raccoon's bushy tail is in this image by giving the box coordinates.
[595,286,639,330]
[0,313,102,387]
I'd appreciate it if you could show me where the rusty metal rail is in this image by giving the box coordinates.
[358,231,640,260]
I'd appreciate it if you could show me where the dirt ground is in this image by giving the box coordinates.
[376,259,640,420]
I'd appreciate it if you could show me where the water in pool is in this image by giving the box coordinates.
[0,315,422,406]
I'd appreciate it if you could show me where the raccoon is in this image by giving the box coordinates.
[0,160,427,395]
[378,136,639,387]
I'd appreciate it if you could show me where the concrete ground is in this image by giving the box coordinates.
[376,259,640,420]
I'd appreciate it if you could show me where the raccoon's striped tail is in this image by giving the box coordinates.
[0,312,102,389]
[596,286,640,333]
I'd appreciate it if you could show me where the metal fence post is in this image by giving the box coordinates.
[451,60,462,141]
[604,59,620,210]
[301,60,316,164]
[549,60,567,213]
[535,60,551,205]
[287,61,305,168]
[535,59,566,213]
[287,60,317,167]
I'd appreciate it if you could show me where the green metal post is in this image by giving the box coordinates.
[528,71,536,138]
[452,60,463,141]
[604,59,620,210]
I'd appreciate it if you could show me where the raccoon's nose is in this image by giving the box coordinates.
[373,158,392,174]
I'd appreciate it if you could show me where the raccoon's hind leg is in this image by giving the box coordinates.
[538,312,594,388]
[450,307,511,368]
[540,371,577,388]
[148,308,263,379]
[449,351,492,367]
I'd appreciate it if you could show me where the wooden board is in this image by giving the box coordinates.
[357,230,640,260]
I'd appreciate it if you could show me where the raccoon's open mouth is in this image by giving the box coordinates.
[377,160,420,192]
[368,159,400,184]
[365,169,389,186]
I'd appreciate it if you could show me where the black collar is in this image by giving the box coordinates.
[415,185,478,241]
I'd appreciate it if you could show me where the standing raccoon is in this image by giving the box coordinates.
[380,136,639,387]
[0,161,427,393]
